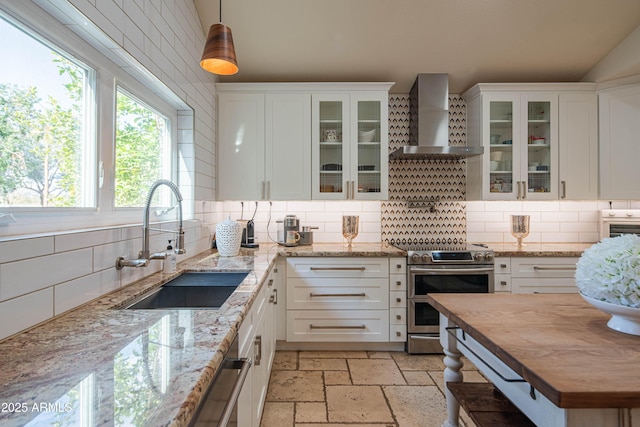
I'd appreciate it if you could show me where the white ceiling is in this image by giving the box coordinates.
[194,0,640,94]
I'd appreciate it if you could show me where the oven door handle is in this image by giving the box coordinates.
[409,266,494,274]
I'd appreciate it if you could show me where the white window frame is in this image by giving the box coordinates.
[0,2,181,237]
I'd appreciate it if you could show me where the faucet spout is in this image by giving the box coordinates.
[116,179,186,270]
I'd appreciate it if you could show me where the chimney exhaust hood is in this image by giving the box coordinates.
[389,73,483,159]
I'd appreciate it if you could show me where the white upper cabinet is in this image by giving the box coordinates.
[311,91,390,200]
[217,83,392,201]
[464,83,596,201]
[599,83,640,200]
[217,89,311,200]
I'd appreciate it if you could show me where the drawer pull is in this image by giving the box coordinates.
[396,280,402,286]
[396,314,402,320]
[500,264,508,269]
[500,281,507,286]
[310,267,366,271]
[532,266,576,271]
[396,331,402,337]
[396,297,402,303]
[268,279,274,287]
[310,292,366,298]
[396,264,402,269]
[309,324,366,330]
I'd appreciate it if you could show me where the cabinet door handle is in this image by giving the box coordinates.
[345,181,350,199]
[261,181,265,200]
[310,267,366,271]
[266,180,271,200]
[272,289,278,305]
[310,292,366,298]
[351,181,356,199]
[309,324,366,330]
[561,180,566,199]
[254,335,262,366]
[500,264,508,269]
[516,181,521,199]
[522,181,527,199]
[533,266,576,271]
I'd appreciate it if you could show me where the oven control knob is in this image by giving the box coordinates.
[421,254,431,263]
[484,252,494,262]
[473,252,484,262]
[411,254,421,263]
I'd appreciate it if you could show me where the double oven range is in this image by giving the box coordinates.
[403,245,495,354]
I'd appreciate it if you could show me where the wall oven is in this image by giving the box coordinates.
[407,247,494,354]
[600,209,640,239]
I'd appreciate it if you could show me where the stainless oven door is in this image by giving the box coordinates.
[408,265,495,298]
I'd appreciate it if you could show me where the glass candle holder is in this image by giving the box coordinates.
[342,215,359,250]
[511,215,530,247]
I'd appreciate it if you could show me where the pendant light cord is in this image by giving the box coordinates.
[219,0,222,23]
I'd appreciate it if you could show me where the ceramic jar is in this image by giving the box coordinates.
[215,217,242,257]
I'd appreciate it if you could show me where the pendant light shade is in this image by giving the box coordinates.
[200,23,238,75]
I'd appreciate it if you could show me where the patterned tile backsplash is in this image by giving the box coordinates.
[382,95,467,249]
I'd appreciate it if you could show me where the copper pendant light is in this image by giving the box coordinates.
[200,0,238,75]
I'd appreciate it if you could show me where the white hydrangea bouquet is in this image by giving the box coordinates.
[575,234,640,308]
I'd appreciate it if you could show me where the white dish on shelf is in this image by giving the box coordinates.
[358,129,376,142]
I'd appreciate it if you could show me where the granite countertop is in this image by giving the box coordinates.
[0,242,404,427]
[484,242,593,257]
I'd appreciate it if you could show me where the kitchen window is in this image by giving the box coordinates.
[0,16,95,208]
[0,7,179,236]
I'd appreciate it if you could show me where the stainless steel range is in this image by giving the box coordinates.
[405,244,495,354]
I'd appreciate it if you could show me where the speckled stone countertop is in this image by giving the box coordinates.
[0,242,404,427]
[484,242,593,257]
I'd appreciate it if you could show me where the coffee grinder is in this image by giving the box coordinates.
[239,202,259,248]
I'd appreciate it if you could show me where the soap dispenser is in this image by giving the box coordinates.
[164,240,177,273]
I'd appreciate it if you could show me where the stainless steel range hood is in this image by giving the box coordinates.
[389,73,483,159]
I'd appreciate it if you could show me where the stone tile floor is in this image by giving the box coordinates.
[260,350,485,427]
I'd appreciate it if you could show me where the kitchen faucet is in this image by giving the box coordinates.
[116,179,186,269]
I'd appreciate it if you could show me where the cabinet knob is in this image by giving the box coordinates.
[396,314,402,320]
[396,297,402,303]
[396,280,402,286]
[396,331,402,337]
[396,264,402,269]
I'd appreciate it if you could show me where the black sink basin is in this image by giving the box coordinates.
[123,272,249,309]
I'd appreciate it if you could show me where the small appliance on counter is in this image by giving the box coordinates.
[238,202,259,249]
[276,215,317,246]
[299,226,318,245]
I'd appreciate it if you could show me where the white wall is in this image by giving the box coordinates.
[0,0,218,341]
[584,24,640,83]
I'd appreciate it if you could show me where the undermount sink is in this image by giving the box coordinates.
[123,272,249,310]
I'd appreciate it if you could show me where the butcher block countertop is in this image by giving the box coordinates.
[427,293,640,409]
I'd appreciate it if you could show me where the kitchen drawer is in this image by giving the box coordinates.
[389,291,406,309]
[449,325,567,427]
[511,257,578,278]
[286,278,388,310]
[494,274,512,293]
[390,308,406,324]
[389,258,406,275]
[286,310,389,342]
[286,257,388,278]
[494,257,511,274]
[390,324,406,342]
[511,278,578,294]
[389,274,407,291]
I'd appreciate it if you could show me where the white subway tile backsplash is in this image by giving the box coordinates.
[0,288,53,341]
[0,249,93,302]
[0,237,54,264]
[55,229,122,252]
[54,269,120,315]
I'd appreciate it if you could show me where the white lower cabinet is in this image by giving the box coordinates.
[508,257,579,294]
[238,264,277,427]
[285,257,406,343]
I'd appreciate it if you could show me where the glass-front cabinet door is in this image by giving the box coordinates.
[350,93,388,200]
[313,94,349,199]
[312,92,388,200]
[482,93,557,200]
[521,93,558,199]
